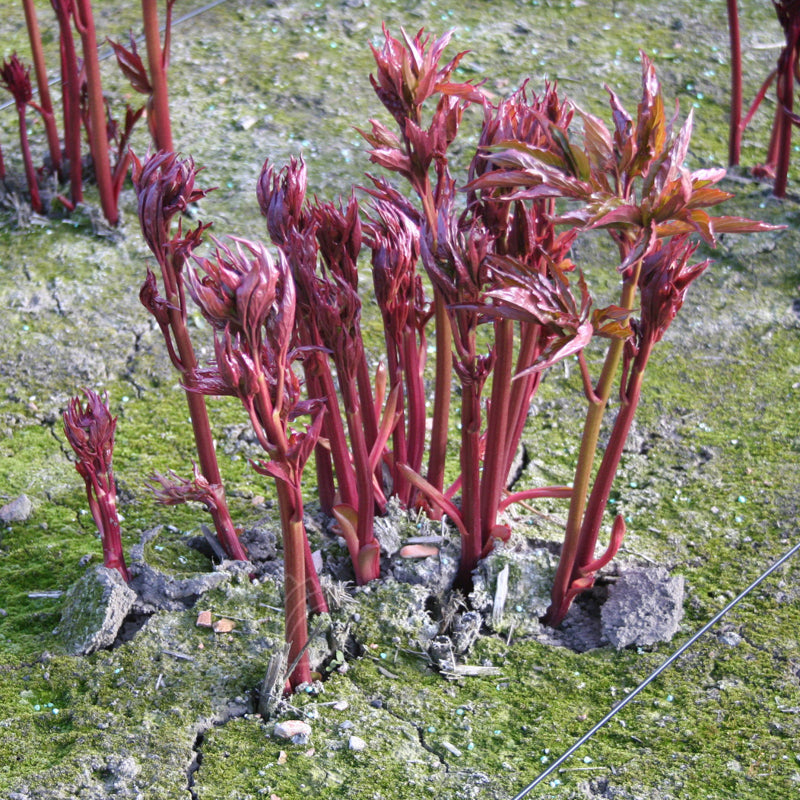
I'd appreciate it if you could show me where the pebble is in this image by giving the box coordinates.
[273,720,312,743]
[348,735,367,751]
[0,494,33,523]
[718,631,742,647]
[399,544,439,559]
[441,740,462,757]
[196,610,213,628]
[212,618,236,633]
[332,700,349,711]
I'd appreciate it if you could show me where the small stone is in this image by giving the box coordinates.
[277,750,287,764]
[0,494,33,523]
[601,567,685,649]
[718,631,742,647]
[274,720,312,743]
[332,700,349,711]
[57,566,136,655]
[196,610,213,628]
[399,544,439,559]
[441,741,462,757]
[212,618,236,633]
[348,735,367,751]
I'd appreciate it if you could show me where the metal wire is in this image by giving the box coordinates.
[0,0,229,112]
[510,537,800,799]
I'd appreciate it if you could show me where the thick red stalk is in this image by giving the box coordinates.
[251,380,326,675]
[426,294,452,501]
[52,2,83,205]
[402,326,426,475]
[547,341,652,627]
[316,362,358,509]
[303,370,336,514]
[572,348,650,572]
[502,324,543,479]
[14,101,42,213]
[275,480,311,689]
[91,477,131,583]
[153,246,245,562]
[73,0,117,224]
[295,316,357,508]
[22,0,61,173]
[206,488,248,562]
[342,384,379,576]
[303,533,328,616]
[165,296,220,489]
[544,270,639,627]
[727,0,742,166]
[479,317,514,545]
[383,340,410,503]
[773,26,799,197]
[251,379,327,610]
[141,0,173,151]
[355,349,382,502]
[456,374,483,590]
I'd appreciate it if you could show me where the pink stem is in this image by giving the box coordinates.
[276,480,311,689]
[546,341,652,627]
[22,0,61,173]
[727,0,743,165]
[73,0,118,224]
[402,325,426,482]
[479,317,514,546]
[53,2,83,205]
[456,376,482,591]
[141,0,173,151]
[773,27,800,197]
[16,103,43,213]
[426,294,452,507]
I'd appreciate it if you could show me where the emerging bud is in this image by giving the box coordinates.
[63,390,129,582]
[132,151,209,258]
[638,235,709,345]
[190,237,279,353]
[0,54,33,108]
[213,328,261,400]
[367,200,421,326]
[63,389,117,481]
[368,25,467,125]
[257,157,308,246]
[312,193,362,288]
[483,258,596,374]
[146,464,225,514]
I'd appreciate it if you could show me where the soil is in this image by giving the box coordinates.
[1,1,800,799]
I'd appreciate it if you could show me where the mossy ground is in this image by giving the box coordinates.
[1,0,800,797]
